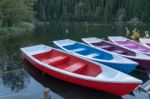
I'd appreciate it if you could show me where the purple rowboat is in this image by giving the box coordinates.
[82,37,150,69]
[108,36,150,56]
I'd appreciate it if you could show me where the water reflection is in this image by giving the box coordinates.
[23,59,150,99]
[24,60,122,99]
[1,69,29,92]
[129,69,149,82]
[0,54,30,93]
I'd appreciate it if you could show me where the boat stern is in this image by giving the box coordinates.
[82,37,103,44]
[20,44,52,56]
[53,39,76,47]
[108,36,127,42]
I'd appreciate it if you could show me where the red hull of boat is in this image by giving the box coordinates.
[21,51,140,96]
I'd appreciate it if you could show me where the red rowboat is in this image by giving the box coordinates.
[140,38,150,48]
[20,44,142,96]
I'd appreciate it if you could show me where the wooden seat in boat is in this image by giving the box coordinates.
[100,45,113,50]
[124,45,137,49]
[116,41,128,44]
[71,48,86,52]
[138,48,148,52]
[112,50,126,54]
[146,43,150,46]
[86,53,99,57]
[64,62,87,73]
[42,56,68,65]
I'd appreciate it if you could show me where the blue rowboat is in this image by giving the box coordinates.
[53,39,138,73]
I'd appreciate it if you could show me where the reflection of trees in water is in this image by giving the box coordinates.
[2,69,29,92]
[25,60,121,99]
[0,54,30,92]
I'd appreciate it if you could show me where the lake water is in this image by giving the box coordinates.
[0,23,150,99]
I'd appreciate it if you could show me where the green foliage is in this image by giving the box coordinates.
[0,0,35,27]
[95,7,101,21]
[116,8,126,22]
[0,22,34,40]
[0,27,9,34]
[75,2,85,20]
[34,0,150,23]
[14,22,34,31]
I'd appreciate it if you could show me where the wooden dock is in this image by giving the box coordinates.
[138,79,150,97]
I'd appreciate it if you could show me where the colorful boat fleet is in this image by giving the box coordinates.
[20,36,150,96]
[82,37,150,69]
[53,39,138,73]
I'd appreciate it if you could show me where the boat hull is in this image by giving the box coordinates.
[21,51,140,96]
[98,61,137,73]
[131,58,150,69]
[140,38,150,50]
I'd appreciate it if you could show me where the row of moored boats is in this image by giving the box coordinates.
[20,36,150,96]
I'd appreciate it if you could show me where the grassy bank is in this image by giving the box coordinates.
[0,22,34,40]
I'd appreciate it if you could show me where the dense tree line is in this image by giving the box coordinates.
[34,0,150,23]
[1,0,149,25]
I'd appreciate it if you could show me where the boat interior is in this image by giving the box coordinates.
[91,41,136,56]
[146,43,150,46]
[116,40,150,52]
[33,49,102,77]
[63,43,113,60]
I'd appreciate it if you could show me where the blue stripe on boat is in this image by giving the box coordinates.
[97,61,137,73]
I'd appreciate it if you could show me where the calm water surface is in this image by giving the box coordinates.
[0,23,150,99]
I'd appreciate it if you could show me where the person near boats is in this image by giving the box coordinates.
[130,28,140,41]
[144,31,150,38]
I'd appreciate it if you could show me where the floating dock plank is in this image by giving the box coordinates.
[138,79,150,94]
